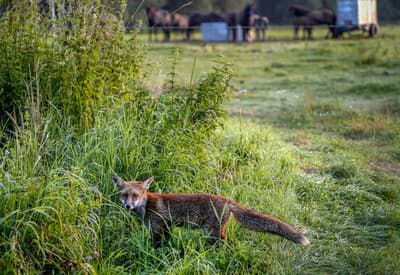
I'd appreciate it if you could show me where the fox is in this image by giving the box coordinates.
[112,175,310,247]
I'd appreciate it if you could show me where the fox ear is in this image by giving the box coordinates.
[142,176,154,190]
[112,175,124,190]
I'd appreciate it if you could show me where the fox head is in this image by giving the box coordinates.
[111,175,153,216]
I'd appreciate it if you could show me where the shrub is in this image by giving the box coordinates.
[0,50,233,275]
[0,0,144,132]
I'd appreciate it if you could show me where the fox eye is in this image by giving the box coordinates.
[122,194,128,199]
[131,194,138,199]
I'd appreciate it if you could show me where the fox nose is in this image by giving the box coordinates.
[125,205,130,209]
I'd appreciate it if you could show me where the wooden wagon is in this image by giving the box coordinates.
[333,0,378,38]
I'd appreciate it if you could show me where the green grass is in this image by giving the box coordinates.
[143,25,400,273]
[145,25,400,151]
[1,25,400,274]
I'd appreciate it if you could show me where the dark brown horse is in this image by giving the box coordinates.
[289,4,336,40]
[145,6,172,41]
[186,12,226,40]
[227,3,255,42]
[288,4,312,17]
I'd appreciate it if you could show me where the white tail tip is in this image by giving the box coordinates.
[300,236,310,246]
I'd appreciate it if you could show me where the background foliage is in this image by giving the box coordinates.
[124,0,400,25]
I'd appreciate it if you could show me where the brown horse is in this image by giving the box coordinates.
[145,6,172,42]
[227,3,255,42]
[171,12,189,40]
[289,4,336,40]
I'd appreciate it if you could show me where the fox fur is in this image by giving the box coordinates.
[112,175,309,247]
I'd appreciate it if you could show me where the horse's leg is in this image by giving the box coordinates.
[179,26,185,40]
[327,26,335,39]
[186,28,191,41]
[294,26,299,40]
[308,27,313,40]
[235,26,239,42]
[148,28,152,42]
[162,26,166,41]
[243,27,248,42]
[232,26,237,42]
[151,27,155,42]
[325,26,332,39]
[164,26,170,41]
[154,27,158,42]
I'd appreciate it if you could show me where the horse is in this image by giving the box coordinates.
[227,3,255,42]
[186,12,226,40]
[145,6,172,42]
[288,4,312,17]
[171,12,189,40]
[292,15,317,40]
[288,4,336,40]
[253,14,269,41]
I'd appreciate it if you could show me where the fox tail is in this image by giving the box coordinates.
[229,202,309,246]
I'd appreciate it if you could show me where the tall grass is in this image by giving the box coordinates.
[0,48,235,273]
[0,98,307,273]
[2,77,400,273]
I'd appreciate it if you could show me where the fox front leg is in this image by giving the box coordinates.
[149,221,171,248]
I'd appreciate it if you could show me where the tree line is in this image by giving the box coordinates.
[1,1,398,25]
[125,0,400,25]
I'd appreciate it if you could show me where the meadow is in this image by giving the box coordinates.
[1,12,400,274]
[144,26,400,273]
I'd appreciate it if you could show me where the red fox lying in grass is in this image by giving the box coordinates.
[112,175,309,247]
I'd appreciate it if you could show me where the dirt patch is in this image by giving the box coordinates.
[301,166,318,175]
[294,140,312,147]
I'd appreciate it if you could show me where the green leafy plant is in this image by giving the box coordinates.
[0,0,144,132]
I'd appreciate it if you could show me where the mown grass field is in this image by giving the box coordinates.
[1,22,399,274]
[142,25,400,273]
[145,25,400,166]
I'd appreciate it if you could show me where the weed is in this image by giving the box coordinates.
[343,114,396,140]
